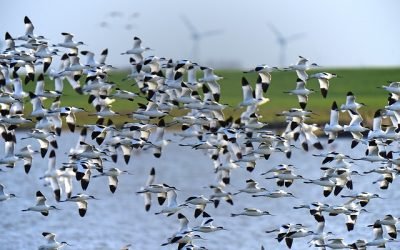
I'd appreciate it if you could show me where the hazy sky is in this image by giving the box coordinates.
[2,0,400,69]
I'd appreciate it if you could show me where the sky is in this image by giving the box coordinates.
[1,0,400,69]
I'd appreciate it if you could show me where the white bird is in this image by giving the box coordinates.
[185,195,214,218]
[161,232,204,249]
[281,227,316,249]
[366,220,398,248]
[324,101,343,144]
[155,190,187,216]
[209,185,234,207]
[308,214,334,249]
[0,183,16,202]
[38,232,70,250]
[192,211,225,233]
[40,150,61,201]
[341,192,383,207]
[340,91,365,114]
[199,66,223,83]
[316,238,350,249]
[137,167,156,211]
[93,167,132,193]
[17,16,46,41]
[0,131,18,169]
[309,72,338,98]
[367,109,386,140]
[231,207,274,217]
[62,193,98,217]
[22,191,60,216]
[378,214,399,239]
[254,76,270,105]
[238,77,258,107]
[244,64,279,93]
[56,32,86,49]
[379,81,400,96]
[121,36,151,62]
[285,56,319,81]
[304,176,337,197]
[284,78,314,110]
[343,110,369,148]
[233,179,267,195]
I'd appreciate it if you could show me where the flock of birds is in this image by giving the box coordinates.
[0,16,400,250]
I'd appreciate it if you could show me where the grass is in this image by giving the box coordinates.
[216,67,400,125]
[24,67,400,128]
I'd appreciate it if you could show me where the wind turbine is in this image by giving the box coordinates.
[268,23,306,67]
[180,14,223,62]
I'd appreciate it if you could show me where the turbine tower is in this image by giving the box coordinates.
[268,24,306,67]
[181,15,223,63]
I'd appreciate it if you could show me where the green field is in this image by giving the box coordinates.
[25,67,400,127]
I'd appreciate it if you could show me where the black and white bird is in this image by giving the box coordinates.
[38,232,71,250]
[308,72,338,98]
[22,191,60,216]
[284,78,314,110]
[61,193,98,217]
[0,183,16,202]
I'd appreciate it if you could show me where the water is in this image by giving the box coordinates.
[0,132,399,249]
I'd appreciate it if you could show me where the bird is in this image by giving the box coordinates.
[341,192,383,207]
[252,189,296,199]
[38,232,71,250]
[40,150,61,201]
[136,167,178,210]
[231,208,274,217]
[2,16,400,250]
[284,78,314,110]
[0,183,16,202]
[192,211,225,233]
[343,110,369,148]
[323,101,343,144]
[56,32,86,49]
[154,190,187,216]
[366,220,398,248]
[61,193,98,217]
[233,179,267,195]
[340,91,365,114]
[22,191,60,216]
[17,16,46,41]
[304,177,337,197]
[185,195,214,218]
[281,227,316,249]
[284,56,319,81]
[308,214,335,248]
[14,145,37,175]
[120,244,132,250]
[316,238,350,249]
[378,214,399,239]
[121,36,151,62]
[264,169,304,188]
[243,64,279,93]
[238,77,258,107]
[308,72,338,98]
[208,185,234,207]
[93,167,132,193]
[161,232,205,250]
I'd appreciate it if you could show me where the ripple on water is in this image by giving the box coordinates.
[0,134,399,249]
